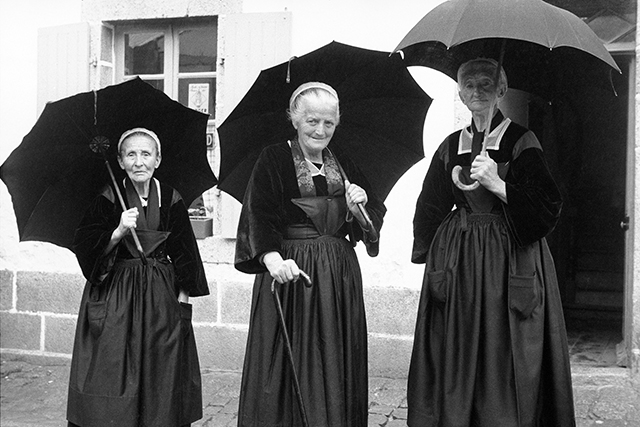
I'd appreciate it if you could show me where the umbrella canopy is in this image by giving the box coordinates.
[394,0,621,100]
[217,41,433,203]
[0,77,217,250]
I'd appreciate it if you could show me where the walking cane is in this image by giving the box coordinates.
[271,270,312,427]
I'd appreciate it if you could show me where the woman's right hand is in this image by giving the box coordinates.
[115,207,139,239]
[262,251,300,284]
[104,207,139,254]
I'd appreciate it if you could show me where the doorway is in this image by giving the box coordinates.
[530,55,631,338]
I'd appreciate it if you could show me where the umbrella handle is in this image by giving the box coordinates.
[327,148,379,243]
[357,203,379,243]
[452,165,480,191]
[271,270,311,427]
[103,160,148,265]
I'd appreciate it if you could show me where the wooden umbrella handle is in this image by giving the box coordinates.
[103,159,148,265]
[452,165,480,191]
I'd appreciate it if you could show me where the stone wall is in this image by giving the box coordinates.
[0,236,420,378]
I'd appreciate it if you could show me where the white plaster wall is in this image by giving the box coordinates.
[0,0,82,272]
[1,0,456,285]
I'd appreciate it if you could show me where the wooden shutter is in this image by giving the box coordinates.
[37,22,90,115]
[216,12,292,238]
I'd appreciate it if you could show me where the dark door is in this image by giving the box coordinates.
[531,55,630,320]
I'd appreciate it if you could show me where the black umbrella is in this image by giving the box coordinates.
[0,77,217,251]
[393,0,621,102]
[216,41,433,204]
[393,0,621,191]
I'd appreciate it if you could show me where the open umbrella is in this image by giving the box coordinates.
[393,0,621,102]
[0,77,217,252]
[393,0,621,191]
[216,41,432,204]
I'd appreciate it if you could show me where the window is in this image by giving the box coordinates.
[115,19,218,118]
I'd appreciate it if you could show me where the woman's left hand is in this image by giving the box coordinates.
[345,180,368,214]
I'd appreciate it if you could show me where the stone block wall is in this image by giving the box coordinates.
[0,237,420,378]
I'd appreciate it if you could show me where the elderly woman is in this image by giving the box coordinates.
[67,128,209,427]
[235,82,385,426]
[407,59,576,426]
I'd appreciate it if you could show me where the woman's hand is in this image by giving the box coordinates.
[115,208,139,239]
[104,208,139,255]
[345,180,370,228]
[470,154,507,203]
[344,180,368,215]
[178,289,190,304]
[262,252,301,284]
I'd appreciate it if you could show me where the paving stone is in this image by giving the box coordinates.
[368,413,389,426]
[369,404,394,416]
[1,355,640,427]
[391,407,408,420]
[220,397,239,414]
[385,419,409,427]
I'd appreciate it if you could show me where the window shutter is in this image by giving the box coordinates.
[216,12,292,238]
[218,12,292,122]
[37,22,90,115]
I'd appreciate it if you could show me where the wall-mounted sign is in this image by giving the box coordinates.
[189,83,209,114]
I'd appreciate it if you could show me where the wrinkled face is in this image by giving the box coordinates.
[293,96,338,159]
[117,134,161,185]
[458,71,505,114]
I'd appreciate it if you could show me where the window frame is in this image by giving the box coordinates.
[113,18,218,116]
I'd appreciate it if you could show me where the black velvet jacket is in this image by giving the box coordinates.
[412,113,563,263]
[73,182,209,297]
[235,142,386,274]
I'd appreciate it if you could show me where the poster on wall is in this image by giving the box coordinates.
[189,83,209,114]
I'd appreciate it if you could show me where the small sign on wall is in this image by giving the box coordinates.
[189,83,209,114]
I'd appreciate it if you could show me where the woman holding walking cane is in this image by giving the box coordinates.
[234,82,385,426]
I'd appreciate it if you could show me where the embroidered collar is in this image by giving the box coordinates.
[458,115,511,155]
[289,139,343,197]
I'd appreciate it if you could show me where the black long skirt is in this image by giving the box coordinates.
[67,259,203,427]
[237,235,369,427]
[407,211,575,427]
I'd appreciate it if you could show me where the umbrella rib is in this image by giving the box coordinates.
[63,110,94,142]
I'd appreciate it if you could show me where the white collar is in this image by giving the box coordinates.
[305,159,325,177]
[458,117,511,155]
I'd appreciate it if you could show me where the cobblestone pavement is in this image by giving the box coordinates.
[1,356,639,427]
